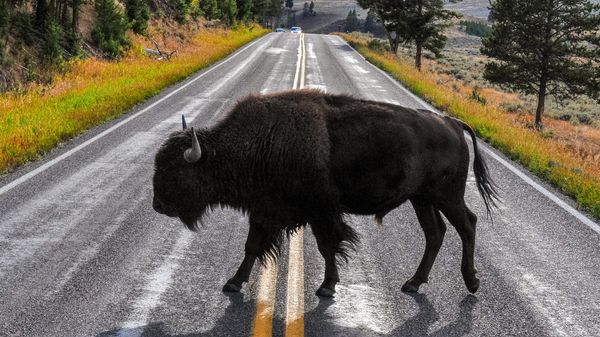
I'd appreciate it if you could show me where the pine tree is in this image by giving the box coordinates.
[172,0,193,22]
[200,0,222,20]
[237,0,253,21]
[396,0,459,70]
[125,0,150,34]
[219,0,238,25]
[92,0,131,59]
[482,0,600,129]
[357,0,458,69]
[344,9,359,32]
[363,8,377,33]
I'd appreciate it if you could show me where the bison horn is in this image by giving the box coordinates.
[184,127,202,163]
[182,115,187,130]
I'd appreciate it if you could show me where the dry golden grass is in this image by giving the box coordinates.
[339,33,600,219]
[0,23,268,174]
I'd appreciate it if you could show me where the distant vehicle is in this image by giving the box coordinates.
[275,28,286,32]
[290,27,302,34]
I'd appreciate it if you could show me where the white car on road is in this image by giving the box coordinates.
[290,26,302,34]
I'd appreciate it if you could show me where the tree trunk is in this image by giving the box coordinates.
[60,0,67,27]
[35,0,48,27]
[535,80,547,130]
[72,0,79,33]
[415,42,422,71]
[416,0,423,70]
[386,32,399,54]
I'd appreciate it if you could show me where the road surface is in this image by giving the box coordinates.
[1,33,599,337]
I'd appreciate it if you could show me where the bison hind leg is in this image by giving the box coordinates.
[402,198,447,293]
[438,200,480,294]
[310,215,359,297]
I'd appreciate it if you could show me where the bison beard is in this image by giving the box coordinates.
[152,89,499,297]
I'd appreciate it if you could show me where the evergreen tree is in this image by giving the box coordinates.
[42,19,64,64]
[172,0,193,22]
[200,0,222,20]
[482,0,600,129]
[303,2,309,17]
[286,9,295,26]
[357,0,403,54]
[270,0,283,26]
[396,0,459,70]
[125,0,150,34]
[358,0,458,69]
[344,9,359,32]
[237,0,253,21]
[92,0,131,59]
[363,8,377,33]
[219,0,238,25]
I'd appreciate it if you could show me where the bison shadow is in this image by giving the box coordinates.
[304,293,478,337]
[95,292,260,337]
[96,293,477,337]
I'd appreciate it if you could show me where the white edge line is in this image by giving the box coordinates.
[332,35,600,234]
[0,33,273,197]
[300,33,306,89]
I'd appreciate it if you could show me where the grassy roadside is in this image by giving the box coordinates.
[0,25,268,174]
[339,33,600,219]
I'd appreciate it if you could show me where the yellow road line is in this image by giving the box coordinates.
[251,262,279,337]
[252,32,307,337]
[287,32,306,337]
[285,230,305,337]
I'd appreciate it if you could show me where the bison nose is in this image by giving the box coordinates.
[153,197,165,214]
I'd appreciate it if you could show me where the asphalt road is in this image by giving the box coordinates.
[1,33,599,337]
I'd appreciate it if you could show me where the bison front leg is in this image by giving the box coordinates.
[223,219,276,293]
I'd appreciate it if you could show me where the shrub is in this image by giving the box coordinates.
[460,20,491,38]
[368,38,389,52]
[470,86,487,105]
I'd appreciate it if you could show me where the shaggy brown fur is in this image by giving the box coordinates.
[152,89,498,296]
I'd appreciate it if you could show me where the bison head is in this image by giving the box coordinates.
[152,116,213,230]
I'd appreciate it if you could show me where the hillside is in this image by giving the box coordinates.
[445,0,600,21]
[0,0,279,92]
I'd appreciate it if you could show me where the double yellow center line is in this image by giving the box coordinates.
[251,33,307,337]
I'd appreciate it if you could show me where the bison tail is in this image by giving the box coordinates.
[460,120,500,219]
[336,223,360,263]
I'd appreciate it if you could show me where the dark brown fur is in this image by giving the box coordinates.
[152,89,498,296]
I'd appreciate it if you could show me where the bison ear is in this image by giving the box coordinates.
[184,127,202,163]
[182,115,187,130]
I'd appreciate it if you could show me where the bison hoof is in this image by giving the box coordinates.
[401,277,425,293]
[466,277,480,294]
[401,282,419,293]
[315,287,335,297]
[222,282,242,293]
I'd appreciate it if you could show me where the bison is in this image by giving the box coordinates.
[152,89,498,297]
